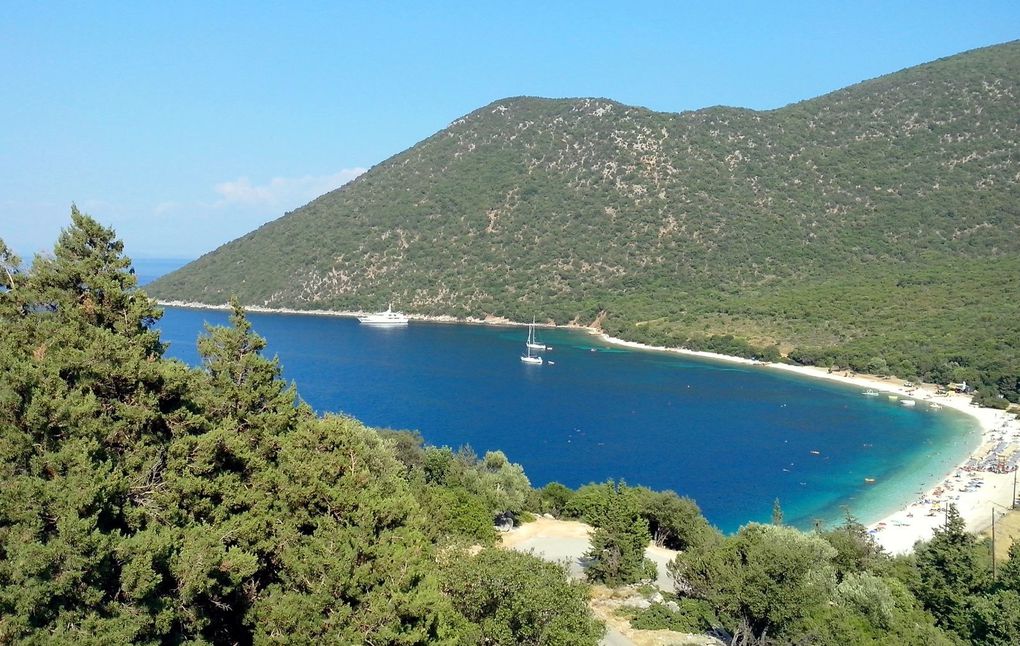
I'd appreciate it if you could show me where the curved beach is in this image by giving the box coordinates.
[158,300,1017,552]
[596,333,1019,554]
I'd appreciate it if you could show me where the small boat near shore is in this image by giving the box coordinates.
[900,399,916,407]
[526,317,547,351]
[862,389,880,397]
[521,323,543,365]
[358,304,409,326]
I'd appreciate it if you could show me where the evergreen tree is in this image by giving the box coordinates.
[913,504,988,638]
[154,301,304,640]
[960,540,1020,645]
[441,548,604,645]
[0,239,21,291]
[159,304,460,643]
[2,214,468,643]
[968,589,1020,646]
[1000,540,1020,593]
[250,416,461,644]
[0,208,180,642]
[670,523,837,643]
[195,298,303,432]
[584,483,654,586]
[821,509,887,582]
[638,488,717,551]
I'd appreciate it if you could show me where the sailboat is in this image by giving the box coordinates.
[526,317,547,351]
[521,323,543,365]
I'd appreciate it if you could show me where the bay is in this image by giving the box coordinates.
[157,305,979,534]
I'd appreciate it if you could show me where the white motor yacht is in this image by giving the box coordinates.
[358,304,409,326]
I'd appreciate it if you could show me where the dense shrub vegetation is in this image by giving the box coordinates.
[151,41,1020,404]
[645,504,1020,645]
[5,212,1020,645]
[0,213,598,645]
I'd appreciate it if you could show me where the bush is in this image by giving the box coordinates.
[564,482,615,525]
[440,548,605,645]
[629,599,717,633]
[538,481,575,517]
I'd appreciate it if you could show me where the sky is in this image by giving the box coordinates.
[2,2,1018,259]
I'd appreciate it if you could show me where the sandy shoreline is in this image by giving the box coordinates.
[596,333,1020,554]
[158,299,1018,553]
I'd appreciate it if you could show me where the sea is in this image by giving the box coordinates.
[137,260,980,534]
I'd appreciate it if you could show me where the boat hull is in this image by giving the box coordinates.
[358,305,409,325]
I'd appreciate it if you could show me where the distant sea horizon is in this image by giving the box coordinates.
[134,257,192,286]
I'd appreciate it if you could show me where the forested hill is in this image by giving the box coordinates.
[150,41,1020,401]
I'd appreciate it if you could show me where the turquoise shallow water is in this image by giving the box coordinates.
[156,305,980,533]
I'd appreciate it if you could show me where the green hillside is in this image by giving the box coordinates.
[150,41,1020,401]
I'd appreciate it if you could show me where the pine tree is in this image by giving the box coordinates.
[441,548,605,645]
[158,301,461,643]
[196,298,303,430]
[251,416,461,644]
[822,509,886,582]
[1000,540,1020,593]
[914,504,988,637]
[2,213,465,643]
[0,239,21,291]
[584,483,653,586]
[0,208,180,642]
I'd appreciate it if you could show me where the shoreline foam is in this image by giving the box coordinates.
[157,299,1018,553]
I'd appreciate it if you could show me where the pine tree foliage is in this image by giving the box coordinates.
[249,416,459,644]
[440,548,605,645]
[0,210,179,641]
[0,240,21,290]
[584,482,654,586]
[913,504,988,637]
[15,210,1020,644]
[819,509,887,582]
[0,209,605,644]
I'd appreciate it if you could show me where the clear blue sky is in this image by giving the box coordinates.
[2,1,1017,258]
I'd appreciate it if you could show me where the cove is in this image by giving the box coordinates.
[157,306,980,534]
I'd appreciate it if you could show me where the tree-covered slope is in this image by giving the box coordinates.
[0,213,604,644]
[5,213,1020,645]
[150,41,1020,399]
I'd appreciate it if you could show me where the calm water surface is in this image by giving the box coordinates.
[157,306,979,533]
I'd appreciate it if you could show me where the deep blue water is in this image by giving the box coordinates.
[156,306,979,534]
